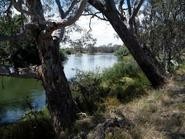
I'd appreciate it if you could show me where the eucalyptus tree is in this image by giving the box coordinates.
[139,0,185,72]
[88,0,167,87]
[0,0,87,136]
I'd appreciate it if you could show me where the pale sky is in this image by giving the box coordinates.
[13,6,123,47]
[75,16,123,46]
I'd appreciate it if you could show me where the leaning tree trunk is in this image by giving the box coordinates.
[37,32,77,137]
[89,1,166,88]
[106,13,166,87]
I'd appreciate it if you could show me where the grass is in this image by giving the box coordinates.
[110,86,185,139]
[0,58,185,139]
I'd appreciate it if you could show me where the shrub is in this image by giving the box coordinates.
[101,56,145,85]
[70,71,106,114]
[114,47,129,60]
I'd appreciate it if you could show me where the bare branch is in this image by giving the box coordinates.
[119,0,125,14]
[55,0,65,18]
[64,0,79,17]
[88,15,93,32]
[47,0,87,34]
[4,0,13,15]
[12,0,34,16]
[82,11,108,21]
[131,0,145,19]
[126,0,132,16]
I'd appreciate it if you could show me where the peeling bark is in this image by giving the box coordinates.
[37,32,77,136]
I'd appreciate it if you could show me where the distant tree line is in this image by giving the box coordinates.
[62,44,122,54]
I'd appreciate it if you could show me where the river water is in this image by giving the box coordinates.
[0,53,117,124]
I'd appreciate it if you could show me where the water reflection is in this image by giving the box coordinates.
[0,53,117,124]
[64,53,117,78]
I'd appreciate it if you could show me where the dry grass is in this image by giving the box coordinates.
[101,76,185,139]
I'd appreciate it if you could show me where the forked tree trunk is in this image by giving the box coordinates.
[37,32,76,136]
[89,1,166,88]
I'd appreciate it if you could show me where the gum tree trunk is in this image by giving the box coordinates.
[89,0,166,88]
[37,32,76,136]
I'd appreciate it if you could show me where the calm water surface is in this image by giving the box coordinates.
[0,53,117,124]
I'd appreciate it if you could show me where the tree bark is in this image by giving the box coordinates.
[37,32,77,137]
[89,0,166,88]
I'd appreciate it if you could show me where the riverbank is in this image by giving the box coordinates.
[0,53,117,124]
[0,57,185,139]
[1,82,185,139]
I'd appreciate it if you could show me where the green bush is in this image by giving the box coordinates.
[102,56,140,84]
[114,47,129,60]
[70,71,106,114]
[101,55,149,103]
[70,56,149,113]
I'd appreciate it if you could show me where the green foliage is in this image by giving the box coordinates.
[0,14,41,67]
[70,56,149,113]
[140,0,185,72]
[102,56,141,83]
[70,71,106,114]
[114,47,129,60]
[101,56,149,102]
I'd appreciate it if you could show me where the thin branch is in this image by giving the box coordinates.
[131,0,145,19]
[47,0,87,34]
[64,0,79,17]
[4,0,13,15]
[55,0,65,18]
[82,11,108,21]
[126,0,132,16]
[87,15,94,32]
[119,0,125,15]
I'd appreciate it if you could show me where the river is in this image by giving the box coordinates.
[0,53,117,124]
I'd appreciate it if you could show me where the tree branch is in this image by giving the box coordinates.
[64,0,79,17]
[12,0,45,23]
[55,0,65,18]
[12,0,34,16]
[82,11,108,21]
[126,0,132,16]
[131,0,144,19]
[47,0,87,34]
[119,0,125,16]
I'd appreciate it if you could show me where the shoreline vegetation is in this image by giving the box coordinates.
[0,49,185,139]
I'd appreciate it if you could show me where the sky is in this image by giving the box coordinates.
[74,16,123,46]
[13,2,123,47]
